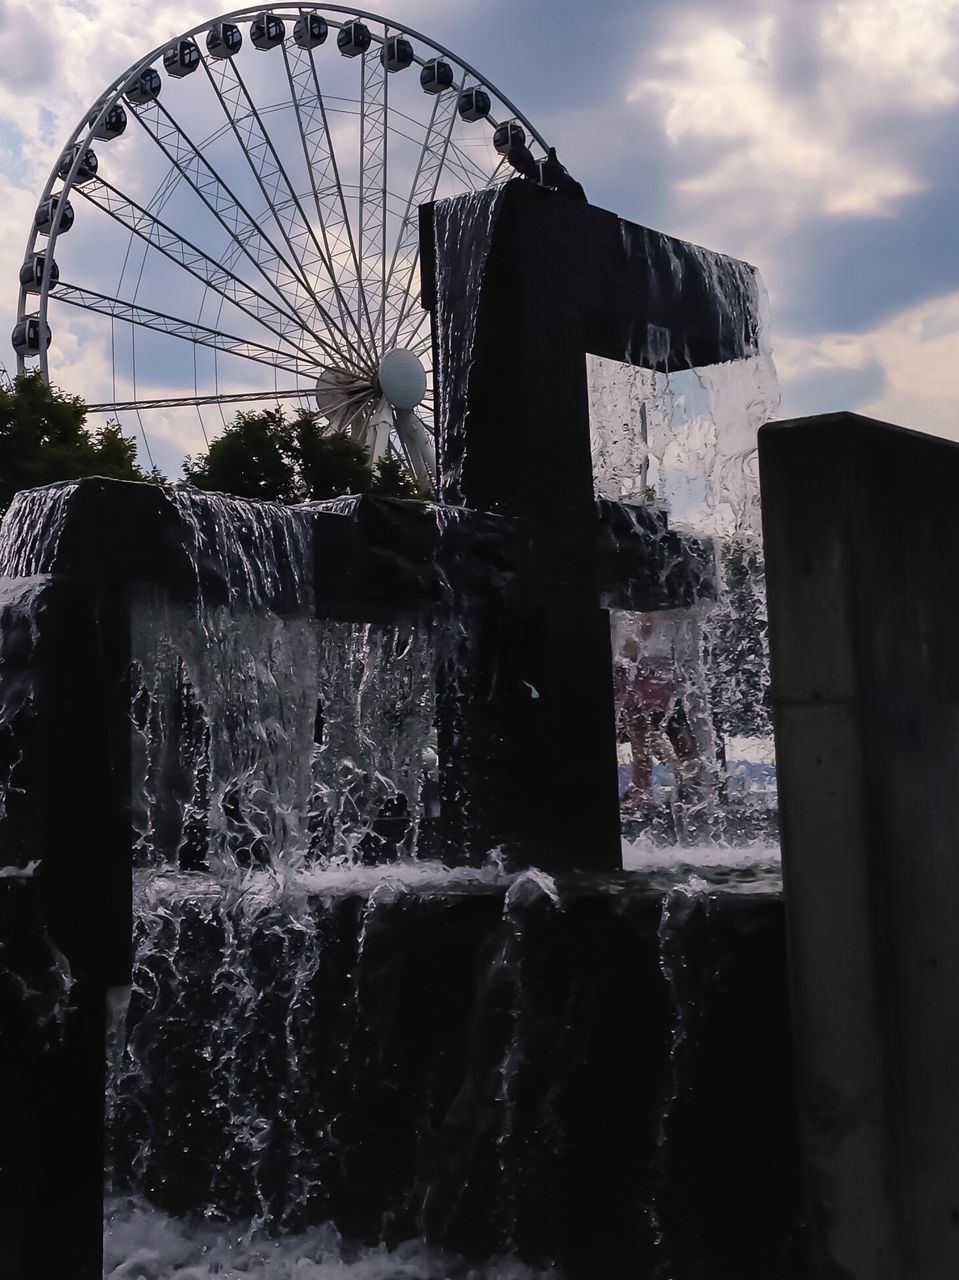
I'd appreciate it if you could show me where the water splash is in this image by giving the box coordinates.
[104,1194,559,1280]
[311,620,435,864]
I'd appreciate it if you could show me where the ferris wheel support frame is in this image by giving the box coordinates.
[16,6,550,488]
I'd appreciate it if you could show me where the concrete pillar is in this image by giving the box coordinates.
[759,411,959,1278]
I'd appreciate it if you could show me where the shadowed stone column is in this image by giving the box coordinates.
[422,179,761,872]
[760,411,959,1279]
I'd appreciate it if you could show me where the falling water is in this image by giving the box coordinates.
[124,489,440,876]
[431,186,507,508]
[0,481,79,578]
[588,258,781,848]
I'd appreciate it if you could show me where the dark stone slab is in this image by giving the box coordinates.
[0,478,314,615]
[0,572,130,1280]
[760,411,959,1278]
[312,494,531,622]
[0,873,88,1280]
[107,869,800,1280]
[424,180,762,516]
[594,496,715,612]
[3,479,716,621]
[315,493,715,619]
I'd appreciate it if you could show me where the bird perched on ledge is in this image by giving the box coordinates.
[506,144,587,200]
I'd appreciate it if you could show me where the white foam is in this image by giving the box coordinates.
[133,860,513,913]
[0,859,39,878]
[136,843,781,912]
[104,1197,558,1280]
[295,859,510,897]
[621,840,780,872]
[725,735,776,766]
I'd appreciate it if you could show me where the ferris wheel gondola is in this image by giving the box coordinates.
[14,6,550,489]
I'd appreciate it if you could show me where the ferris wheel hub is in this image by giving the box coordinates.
[377,348,427,410]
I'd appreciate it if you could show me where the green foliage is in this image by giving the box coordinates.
[183,409,298,503]
[184,406,423,504]
[0,372,145,515]
[296,415,372,500]
[370,455,421,500]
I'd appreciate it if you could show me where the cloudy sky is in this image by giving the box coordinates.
[0,0,956,476]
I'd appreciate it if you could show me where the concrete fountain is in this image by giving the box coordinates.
[0,179,800,1280]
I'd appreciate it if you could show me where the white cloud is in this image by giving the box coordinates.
[0,0,209,366]
[774,287,959,443]
[822,0,959,113]
[619,1,959,442]
[627,0,958,246]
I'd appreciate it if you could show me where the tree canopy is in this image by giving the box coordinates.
[0,372,145,515]
[183,407,422,503]
[0,379,422,520]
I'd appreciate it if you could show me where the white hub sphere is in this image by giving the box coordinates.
[377,348,427,410]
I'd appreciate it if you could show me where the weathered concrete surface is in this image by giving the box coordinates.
[760,411,959,1279]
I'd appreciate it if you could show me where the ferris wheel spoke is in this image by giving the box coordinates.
[86,387,317,413]
[339,397,374,442]
[199,50,373,375]
[141,103,291,220]
[285,43,375,353]
[359,39,389,356]
[77,177,313,358]
[52,281,318,379]
[384,82,464,351]
[397,310,433,356]
[382,102,501,189]
[488,153,510,186]
[126,96,364,376]
[314,389,378,435]
[280,38,378,369]
[443,135,500,191]
[145,163,185,220]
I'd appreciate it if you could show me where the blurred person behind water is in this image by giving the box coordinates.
[612,609,721,817]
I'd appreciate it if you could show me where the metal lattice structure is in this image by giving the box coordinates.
[14,6,548,485]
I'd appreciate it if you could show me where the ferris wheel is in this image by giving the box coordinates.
[13,7,549,487]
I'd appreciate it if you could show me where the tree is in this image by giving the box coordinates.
[370,455,421,500]
[296,415,373,500]
[0,372,145,515]
[705,534,770,739]
[184,406,424,503]
[182,409,298,503]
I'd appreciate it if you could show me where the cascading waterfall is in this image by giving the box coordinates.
[124,490,440,875]
[0,481,80,578]
[431,187,507,508]
[0,471,798,1278]
[311,619,437,863]
[102,859,792,1277]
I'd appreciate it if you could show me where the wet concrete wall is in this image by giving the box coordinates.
[107,870,800,1280]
